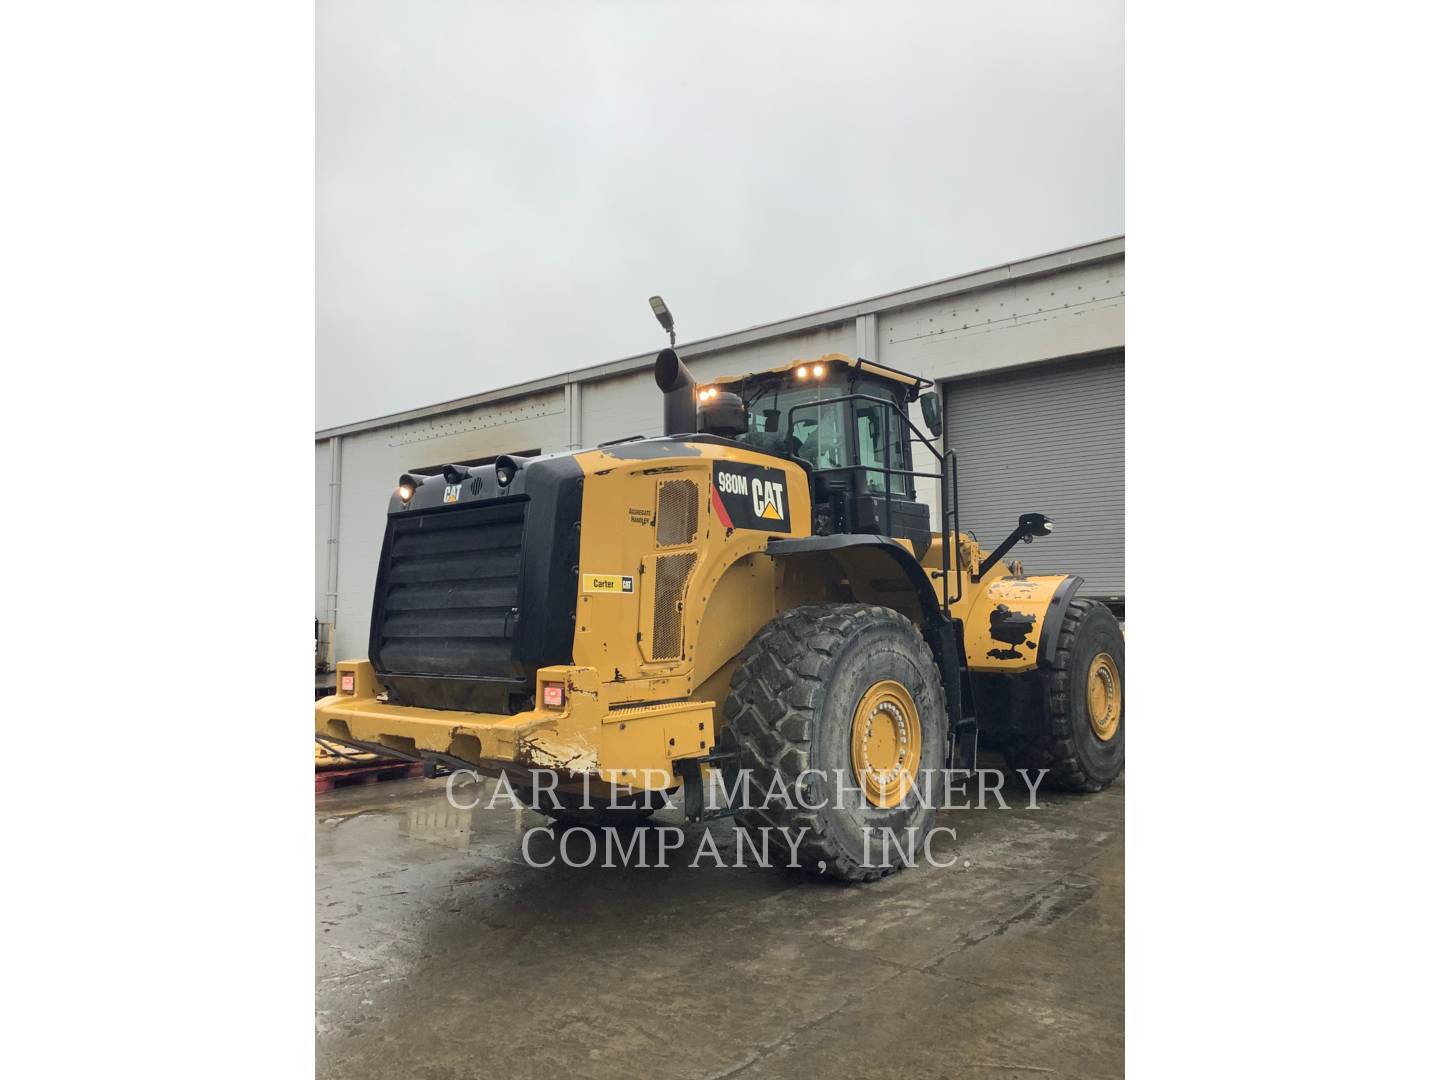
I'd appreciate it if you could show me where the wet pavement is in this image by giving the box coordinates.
[317,767,1123,1079]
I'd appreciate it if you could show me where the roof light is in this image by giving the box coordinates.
[796,365,809,379]
[812,363,825,377]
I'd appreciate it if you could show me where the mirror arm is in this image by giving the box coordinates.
[974,530,1026,582]
[973,514,1052,582]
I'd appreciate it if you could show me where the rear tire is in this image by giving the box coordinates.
[1002,599,1124,792]
[724,604,947,882]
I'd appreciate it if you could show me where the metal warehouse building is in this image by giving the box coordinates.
[316,235,1124,680]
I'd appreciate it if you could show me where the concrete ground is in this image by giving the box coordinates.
[317,768,1123,1079]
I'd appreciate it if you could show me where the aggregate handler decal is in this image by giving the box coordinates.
[583,573,634,594]
[711,461,792,533]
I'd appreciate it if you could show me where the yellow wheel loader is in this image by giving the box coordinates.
[317,299,1124,880]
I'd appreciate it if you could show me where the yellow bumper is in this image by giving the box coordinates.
[317,660,714,789]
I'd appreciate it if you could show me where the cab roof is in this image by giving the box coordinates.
[708,353,927,392]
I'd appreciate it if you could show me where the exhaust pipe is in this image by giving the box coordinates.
[654,348,697,436]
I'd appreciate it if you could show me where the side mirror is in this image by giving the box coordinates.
[1017,512,1054,542]
[919,391,942,435]
[762,409,780,433]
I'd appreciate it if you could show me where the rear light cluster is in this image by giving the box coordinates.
[541,682,565,709]
[340,671,355,694]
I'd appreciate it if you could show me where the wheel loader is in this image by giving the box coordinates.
[316,298,1124,881]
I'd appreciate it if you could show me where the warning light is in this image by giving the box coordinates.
[542,682,565,708]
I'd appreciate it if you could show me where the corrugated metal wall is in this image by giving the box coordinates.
[944,350,1124,599]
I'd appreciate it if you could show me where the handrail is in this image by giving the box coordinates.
[855,356,935,392]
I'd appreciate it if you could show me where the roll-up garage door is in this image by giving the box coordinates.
[943,350,1124,601]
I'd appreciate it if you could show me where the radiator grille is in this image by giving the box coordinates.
[655,479,699,547]
[374,502,525,677]
[650,551,697,660]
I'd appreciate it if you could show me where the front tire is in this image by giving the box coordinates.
[1002,599,1125,792]
[724,604,947,882]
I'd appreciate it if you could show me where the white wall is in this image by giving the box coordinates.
[879,256,1124,378]
[577,369,659,446]
[315,440,332,629]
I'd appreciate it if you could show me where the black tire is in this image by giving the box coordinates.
[724,603,947,882]
[1002,599,1124,792]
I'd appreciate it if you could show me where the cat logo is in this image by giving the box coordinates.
[752,480,785,521]
[711,462,792,533]
[443,484,461,504]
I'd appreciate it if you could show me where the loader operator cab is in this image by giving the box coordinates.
[708,355,939,557]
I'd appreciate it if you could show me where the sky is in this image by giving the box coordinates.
[317,0,1123,430]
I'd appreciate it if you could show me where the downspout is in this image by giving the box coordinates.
[324,435,342,669]
[565,381,583,450]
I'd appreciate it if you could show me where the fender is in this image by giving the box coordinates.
[766,534,945,627]
[964,573,1084,673]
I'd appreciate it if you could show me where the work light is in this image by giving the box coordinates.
[396,473,422,502]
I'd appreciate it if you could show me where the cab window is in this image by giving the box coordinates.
[855,400,910,495]
[738,383,848,469]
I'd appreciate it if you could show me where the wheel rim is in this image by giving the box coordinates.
[1086,652,1122,742]
[850,679,922,808]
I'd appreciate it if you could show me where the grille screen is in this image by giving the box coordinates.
[375,503,524,677]
[655,479,699,547]
[651,551,697,660]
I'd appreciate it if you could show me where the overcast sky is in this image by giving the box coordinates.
[317,0,1123,430]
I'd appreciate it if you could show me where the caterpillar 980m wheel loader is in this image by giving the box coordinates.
[317,300,1124,881]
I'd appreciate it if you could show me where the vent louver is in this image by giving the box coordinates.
[650,551,697,660]
[655,479,699,547]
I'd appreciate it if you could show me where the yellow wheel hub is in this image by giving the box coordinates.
[850,679,922,808]
[1086,652,1122,742]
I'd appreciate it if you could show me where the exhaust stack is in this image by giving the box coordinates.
[654,348,697,436]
